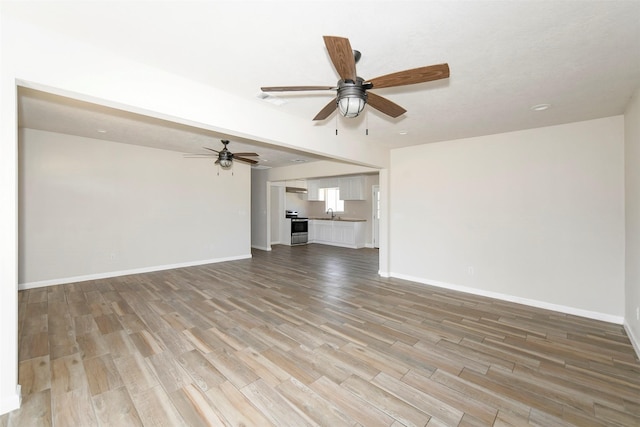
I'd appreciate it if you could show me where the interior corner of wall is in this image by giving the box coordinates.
[624,321,640,361]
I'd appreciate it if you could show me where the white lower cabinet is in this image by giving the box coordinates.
[309,220,365,248]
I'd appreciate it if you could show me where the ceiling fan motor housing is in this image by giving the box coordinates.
[218,149,233,168]
[337,77,369,118]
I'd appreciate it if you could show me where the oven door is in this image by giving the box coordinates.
[291,219,308,234]
[291,219,308,245]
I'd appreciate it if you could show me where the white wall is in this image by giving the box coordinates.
[285,191,309,217]
[19,129,251,286]
[251,169,270,251]
[390,117,625,320]
[270,186,283,245]
[0,16,19,414]
[625,86,640,354]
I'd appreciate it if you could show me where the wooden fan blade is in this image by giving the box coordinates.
[203,147,220,153]
[232,152,259,157]
[368,63,450,89]
[313,97,337,121]
[261,86,335,92]
[323,36,357,82]
[366,92,407,118]
[234,156,259,165]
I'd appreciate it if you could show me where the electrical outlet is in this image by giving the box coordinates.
[636,307,640,321]
[468,266,474,276]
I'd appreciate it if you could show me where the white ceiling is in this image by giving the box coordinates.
[12,1,640,168]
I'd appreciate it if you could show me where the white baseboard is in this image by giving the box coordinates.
[252,245,272,251]
[389,272,625,325]
[0,385,21,416]
[18,254,252,290]
[624,321,640,360]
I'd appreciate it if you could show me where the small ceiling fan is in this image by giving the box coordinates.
[185,140,259,168]
[261,35,450,121]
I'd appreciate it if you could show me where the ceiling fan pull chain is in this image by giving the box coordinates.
[335,112,338,135]
[366,111,369,135]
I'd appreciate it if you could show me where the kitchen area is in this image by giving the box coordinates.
[271,173,379,249]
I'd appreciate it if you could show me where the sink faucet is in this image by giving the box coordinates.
[326,208,335,219]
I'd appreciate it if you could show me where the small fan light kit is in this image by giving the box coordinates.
[261,36,450,120]
[184,140,259,174]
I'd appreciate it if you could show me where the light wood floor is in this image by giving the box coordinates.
[3,244,640,426]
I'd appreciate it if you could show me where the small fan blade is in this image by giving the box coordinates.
[366,92,407,118]
[368,63,450,89]
[323,36,357,82]
[313,97,338,121]
[203,147,220,153]
[232,152,259,157]
[183,154,217,158]
[261,86,335,92]
[234,156,259,165]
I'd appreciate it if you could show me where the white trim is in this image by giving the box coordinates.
[0,385,21,416]
[389,272,625,325]
[624,321,640,360]
[365,243,374,248]
[309,241,365,249]
[378,270,390,278]
[372,184,380,249]
[251,245,272,252]
[18,254,252,290]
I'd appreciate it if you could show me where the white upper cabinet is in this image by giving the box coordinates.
[305,175,366,201]
[338,176,366,200]
[305,180,322,201]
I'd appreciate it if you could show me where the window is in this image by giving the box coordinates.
[319,187,344,213]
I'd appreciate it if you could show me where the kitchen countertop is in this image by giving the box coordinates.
[308,217,367,222]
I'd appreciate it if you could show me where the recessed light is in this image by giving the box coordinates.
[97,129,107,133]
[290,159,307,163]
[399,130,408,135]
[530,104,551,111]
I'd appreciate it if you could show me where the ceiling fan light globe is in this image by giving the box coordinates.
[219,158,233,168]
[338,96,366,118]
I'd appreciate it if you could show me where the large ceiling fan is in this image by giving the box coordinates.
[185,140,259,168]
[261,36,450,121]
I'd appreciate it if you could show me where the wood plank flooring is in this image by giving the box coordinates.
[3,244,640,426]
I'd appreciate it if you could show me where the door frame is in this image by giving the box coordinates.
[372,184,380,249]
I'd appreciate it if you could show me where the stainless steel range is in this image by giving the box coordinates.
[286,210,308,245]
